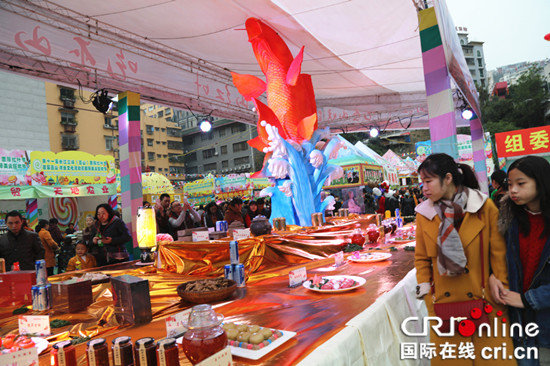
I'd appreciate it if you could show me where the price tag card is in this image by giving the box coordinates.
[18,315,50,336]
[192,231,210,242]
[0,348,38,366]
[334,251,345,267]
[233,228,250,241]
[165,309,191,338]
[196,346,232,366]
[207,227,215,233]
[289,266,307,287]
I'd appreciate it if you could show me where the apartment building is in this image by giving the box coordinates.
[456,26,487,87]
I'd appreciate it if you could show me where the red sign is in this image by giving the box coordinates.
[495,125,550,158]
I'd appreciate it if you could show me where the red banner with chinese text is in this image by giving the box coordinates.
[495,125,550,158]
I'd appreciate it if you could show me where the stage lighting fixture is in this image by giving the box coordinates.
[461,108,475,120]
[92,89,113,113]
[199,118,212,132]
[369,127,379,138]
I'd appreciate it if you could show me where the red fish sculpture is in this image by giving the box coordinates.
[232,18,318,151]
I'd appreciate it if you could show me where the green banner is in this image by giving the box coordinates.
[0,183,117,200]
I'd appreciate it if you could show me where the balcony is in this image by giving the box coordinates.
[60,120,77,133]
[61,98,75,108]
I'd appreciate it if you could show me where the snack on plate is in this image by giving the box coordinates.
[222,323,283,350]
[308,274,357,290]
[0,334,36,353]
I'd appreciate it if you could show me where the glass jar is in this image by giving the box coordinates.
[157,338,179,366]
[350,228,365,246]
[112,336,134,366]
[87,338,109,366]
[366,224,380,244]
[51,340,77,366]
[181,304,227,365]
[135,337,157,366]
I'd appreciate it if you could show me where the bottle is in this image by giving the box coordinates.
[75,261,81,270]
[157,338,179,366]
[135,338,157,366]
[51,340,77,366]
[97,233,104,247]
[87,338,109,366]
[112,336,134,366]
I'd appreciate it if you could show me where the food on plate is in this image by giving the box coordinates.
[307,274,358,290]
[78,272,109,282]
[0,335,36,353]
[225,323,283,350]
[184,278,233,292]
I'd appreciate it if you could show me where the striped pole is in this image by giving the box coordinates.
[118,91,143,250]
[26,198,38,230]
[418,7,458,159]
[470,118,489,194]
[108,194,118,211]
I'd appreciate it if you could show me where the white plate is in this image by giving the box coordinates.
[348,252,392,263]
[302,275,366,293]
[31,337,49,355]
[176,330,296,361]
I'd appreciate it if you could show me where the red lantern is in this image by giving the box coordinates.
[545,33,550,41]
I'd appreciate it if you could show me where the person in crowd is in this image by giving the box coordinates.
[37,219,59,276]
[244,200,259,227]
[414,153,514,365]
[66,242,97,271]
[363,190,376,214]
[256,198,271,218]
[0,210,44,271]
[344,190,362,214]
[490,156,550,365]
[203,201,224,228]
[169,198,202,239]
[65,223,76,235]
[155,193,172,234]
[224,198,244,225]
[374,188,386,215]
[197,204,205,218]
[57,236,75,273]
[490,169,508,210]
[332,196,343,215]
[48,218,64,244]
[400,190,416,222]
[21,218,33,232]
[220,201,229,215]
[82,215,97,247]
[142,201,152,208]
[385,190,400,217]
[93,203,131,265]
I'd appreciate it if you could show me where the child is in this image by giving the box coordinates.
[57,237,75,273]
[491,156,550,365]
[414,153,514,365]
[66,242,97,271]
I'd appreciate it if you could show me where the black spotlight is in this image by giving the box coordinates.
[92,89,113,113]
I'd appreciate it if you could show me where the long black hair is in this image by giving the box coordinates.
[95,203,115,222]
[417,153,479,190]
[507,156,550,238]
[491,170,508,190]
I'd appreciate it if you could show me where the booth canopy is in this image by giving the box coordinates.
[0,0,475,133]
[141,173,175,195]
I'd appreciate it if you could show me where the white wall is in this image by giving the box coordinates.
[0,71,50,151]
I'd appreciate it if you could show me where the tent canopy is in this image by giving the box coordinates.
[0,0,473,133]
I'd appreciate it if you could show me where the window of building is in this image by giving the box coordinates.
[158,110,164,118]
[105,136,117,151]
[233,142,248,153]
[60,111,76,124]
[202,148,216,159]
[157,154,162,158]
[149,166,156,172]
[147,139,154,146]
[161,128,165,132]
[170,166,185,174]
[165,109,171,115]
[162,141,166,145]
[156,141,160,144]
[231,124,247,134]
[60,88,75,100]
[148,106,154,112]
[148,152,155,161]
[478,59,483,67]
[167,140,183,150]
[163,154,167,158]
[222,160,229,168]
[61,134,78,150]
[219,128,225,137]
[221,145,227,155]
[167,128,180,137]
[186,152,197,161]
[477,50,481,57]
[479,69,484,77]
[146,125,154,134]
[234,156,250,165]
[155,127,160,131]
[204,163,217,172]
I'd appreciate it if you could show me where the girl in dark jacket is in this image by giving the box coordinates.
[491,156,550,365]
[92,203,131,265]
[244,201,259,228]
[203,201,224,228]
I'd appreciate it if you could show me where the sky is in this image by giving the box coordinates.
[445,0,550,71]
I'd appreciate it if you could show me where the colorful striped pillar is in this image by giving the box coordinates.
[470,117,489,194]
[26,198,38,229]
[418,7,458,159]
[118,91,142,250]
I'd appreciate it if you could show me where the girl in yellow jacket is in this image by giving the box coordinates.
[37,219,59,276]
[67,242,97,271]
[414,153,515,365]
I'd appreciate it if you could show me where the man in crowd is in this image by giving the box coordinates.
[169,198,203,239]
[385,190,401,217]
[155,193,172,234]
[224,197,245,225]
[48,218,64,244]
[256,198,271,218]
[0,211,45,270]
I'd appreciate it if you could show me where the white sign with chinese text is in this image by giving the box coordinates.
[232,229,250,241]
[289,267,307,287]
[192,231,210,242]
[18,315,50,336]
[0,347,38,366]
[165,309,191,338]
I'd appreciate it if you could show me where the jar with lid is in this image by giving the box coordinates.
[135,337,157,366]
[112,336,134,366]
[87,338,109,366]
[51,340,77,366]
[181,304,227,365]
[157,338,179,366]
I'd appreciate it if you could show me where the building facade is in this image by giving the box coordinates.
[456,27,487,87]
